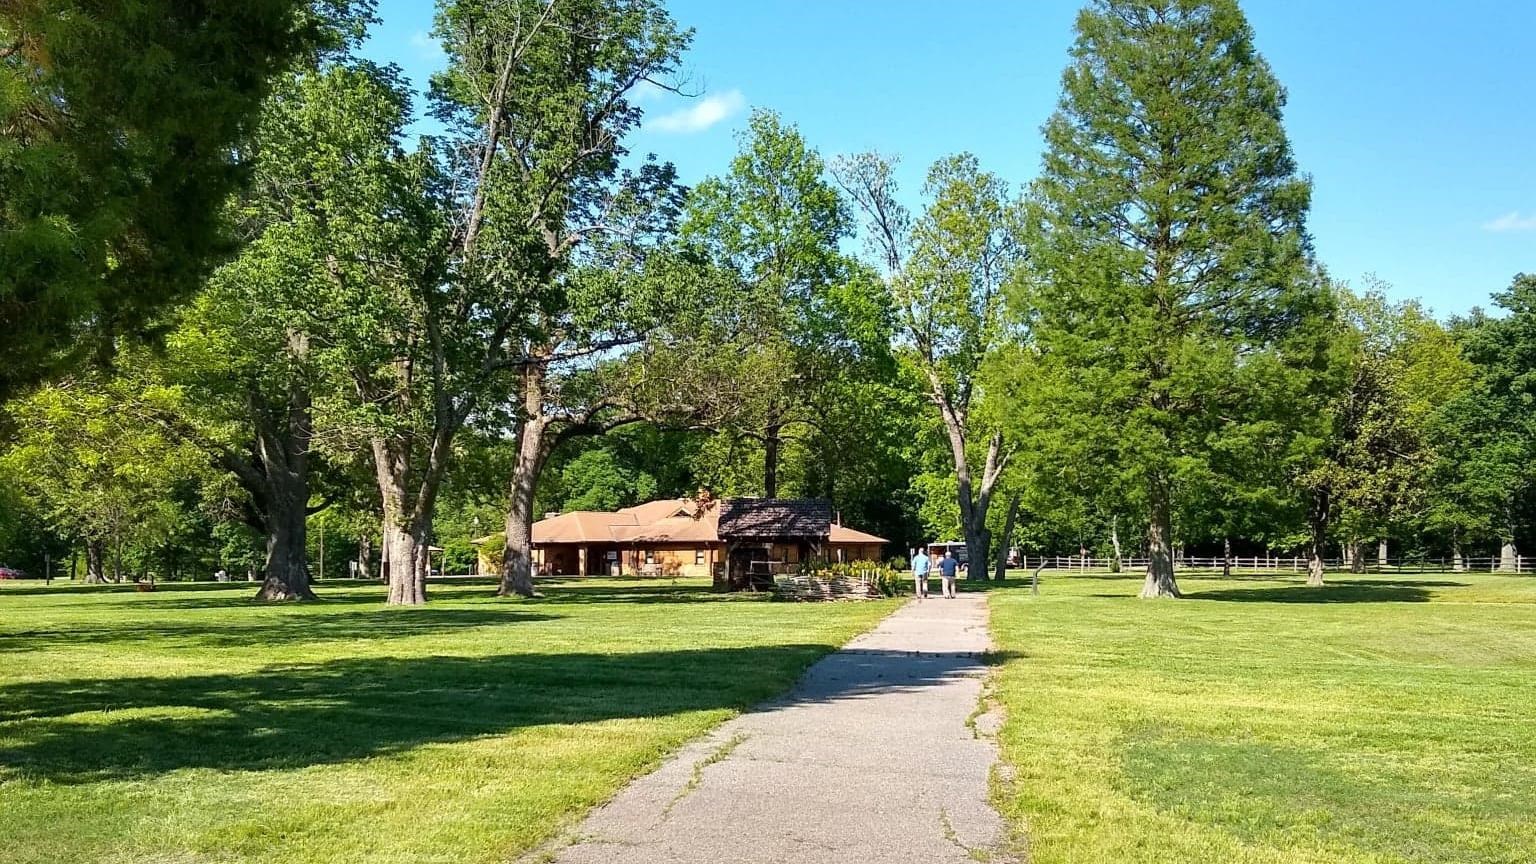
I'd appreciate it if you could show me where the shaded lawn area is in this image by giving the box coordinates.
[0,577,897,864]
[987,570,1536,863]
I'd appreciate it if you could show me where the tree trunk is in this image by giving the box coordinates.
[374,439,428,605]
[1222,536,1232,579]
[254,488,315,601]
[357,534,374,580]
[499,415,550,598]
[383,517,427,604]
[1306,524,1326,587]
[85,539,106,584]
[762,421,781,499]
[993,495,1020,582]
[964,525,991,582]
[929,374,1006,588]
[1139,478,1180,598]
[1499,540,1518,573]
[1348,539,1365,574]
[253,446,315,601]
[1110,517,1123,573]
[230,329,317,601]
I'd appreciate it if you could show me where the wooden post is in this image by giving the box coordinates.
[578,546,589,577]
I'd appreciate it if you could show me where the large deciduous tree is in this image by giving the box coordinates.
[0,0,360,399]
[1299,287,1470,584]
[837,152,1022,578]
[1430,275,1536,570]
[163,52,430,601]
[682,111,890,500]
[1023,0,1322,598]
[423,0,692,599]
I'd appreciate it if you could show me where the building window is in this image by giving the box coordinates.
[695,549,705,565]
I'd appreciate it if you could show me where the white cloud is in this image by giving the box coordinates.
[646,89,745,134]
[1483,211,1536,232]
[408,30,444,61]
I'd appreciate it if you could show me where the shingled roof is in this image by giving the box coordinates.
[716,498,833,541]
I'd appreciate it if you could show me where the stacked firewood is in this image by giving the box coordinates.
[771,572,881,601]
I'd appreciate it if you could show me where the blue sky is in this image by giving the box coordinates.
[365,0,1535,317]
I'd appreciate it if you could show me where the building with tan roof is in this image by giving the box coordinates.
[473,496,886,581]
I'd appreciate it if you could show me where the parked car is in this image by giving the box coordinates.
[0,565,28,579]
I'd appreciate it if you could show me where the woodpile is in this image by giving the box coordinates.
[772,572,882,601]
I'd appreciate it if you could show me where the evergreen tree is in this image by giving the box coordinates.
[1024,0,1323,597]
[0,0,364,398]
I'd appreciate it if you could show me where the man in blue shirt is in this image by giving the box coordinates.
[910,547,931,599]
[938,549,960,598]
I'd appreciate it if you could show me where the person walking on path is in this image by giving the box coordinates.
[939,549,960,598]
[911,546,932,598]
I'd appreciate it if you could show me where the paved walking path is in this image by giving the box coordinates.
[542,593,1010,864]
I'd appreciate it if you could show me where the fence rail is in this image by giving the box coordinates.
[1013,554,1530,574]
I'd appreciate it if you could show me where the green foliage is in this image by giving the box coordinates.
[0,0,370,398]
[1303,285,1474,552]
[556,449,659,513]
[1425,274,1536,552]
[678,110,894,495]
[0,476,67,573]
[1,367,213,577]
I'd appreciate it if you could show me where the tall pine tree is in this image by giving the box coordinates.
[1024,0,1324,598]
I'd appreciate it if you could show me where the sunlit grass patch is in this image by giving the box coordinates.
[988,570,1536,864]
[0,577,895,863]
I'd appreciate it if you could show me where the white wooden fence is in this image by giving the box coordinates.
[1015,554,1530,574]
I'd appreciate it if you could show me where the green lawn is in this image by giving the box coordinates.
[988,570,1536,863]
[0,577,897,864]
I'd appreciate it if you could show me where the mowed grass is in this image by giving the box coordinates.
[0,577,897,864]
[987,570,1536,863]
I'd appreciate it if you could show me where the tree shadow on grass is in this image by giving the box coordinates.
[0,608,560,652]
[0,580,260,598]
[1187,579,1466,604]
[0,643,982,784]
[538,584,759,605]
[0,580,400,607]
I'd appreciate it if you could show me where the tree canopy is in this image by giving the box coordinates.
[0,0,367,399]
